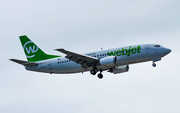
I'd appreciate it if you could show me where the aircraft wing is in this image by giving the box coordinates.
[55,49,99,69]
[10,59,38,67]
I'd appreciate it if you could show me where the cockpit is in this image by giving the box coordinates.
[154,44,161,47]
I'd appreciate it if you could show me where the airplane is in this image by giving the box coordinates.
[10,35,171,79]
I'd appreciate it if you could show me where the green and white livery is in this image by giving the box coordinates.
[10,35,171,79]
[19,35,60,62]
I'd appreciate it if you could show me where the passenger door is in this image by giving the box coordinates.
[145,45,150,53]
[48,61,53,72]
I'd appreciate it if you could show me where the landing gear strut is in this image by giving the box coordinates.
[97,70,103,79]
[152,58,161,67]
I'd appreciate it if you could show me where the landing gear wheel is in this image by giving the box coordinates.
[90,70,96,75]
[152,63,156,67]
[97,73,103,79]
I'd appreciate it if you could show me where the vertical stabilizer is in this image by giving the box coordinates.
[19,35,60,62]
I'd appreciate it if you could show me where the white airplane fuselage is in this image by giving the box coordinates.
[25,44,171,74]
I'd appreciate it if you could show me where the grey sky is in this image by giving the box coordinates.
[0,0,180,113]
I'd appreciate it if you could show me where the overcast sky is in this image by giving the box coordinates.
[1,0,180,113]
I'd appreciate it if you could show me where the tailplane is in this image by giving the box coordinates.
[10,59,38,66]
[19,35,60,62]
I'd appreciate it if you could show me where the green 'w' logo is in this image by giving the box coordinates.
[23,41,39,58]
[19,35,61,62]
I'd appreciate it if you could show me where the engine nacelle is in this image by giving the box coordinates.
[99,56,117,67]
[109,65,129,74]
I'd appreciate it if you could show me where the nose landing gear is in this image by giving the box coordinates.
[152,62,156,67]
[152,58,161,67]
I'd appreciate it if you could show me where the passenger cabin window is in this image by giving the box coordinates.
[154,44,161,47]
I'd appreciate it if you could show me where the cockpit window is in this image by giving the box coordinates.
[154,44,161,47]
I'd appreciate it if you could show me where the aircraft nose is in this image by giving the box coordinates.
[164,48,171,55]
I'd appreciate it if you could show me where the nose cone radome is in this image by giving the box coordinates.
[164,48,171,55]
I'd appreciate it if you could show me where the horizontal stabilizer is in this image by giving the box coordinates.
[9,59,38,67]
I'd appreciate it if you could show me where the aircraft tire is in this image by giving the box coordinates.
[97,73,103,79]
[152,63,156,67]
[90,70,96,75]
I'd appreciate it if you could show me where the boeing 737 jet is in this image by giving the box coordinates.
[10,35,171,79]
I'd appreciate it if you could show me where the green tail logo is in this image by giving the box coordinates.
[24,41,39,58]
[20,35,61,62]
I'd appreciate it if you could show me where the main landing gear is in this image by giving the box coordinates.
[90,69,103,79]
[90,70,97,75]
[97,73,103,79]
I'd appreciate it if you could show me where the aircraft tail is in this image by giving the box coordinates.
[10,59,38,66]
[19,35,60,62]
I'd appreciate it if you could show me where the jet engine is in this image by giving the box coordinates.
[99,56,117,67]
[109,65,129,74]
